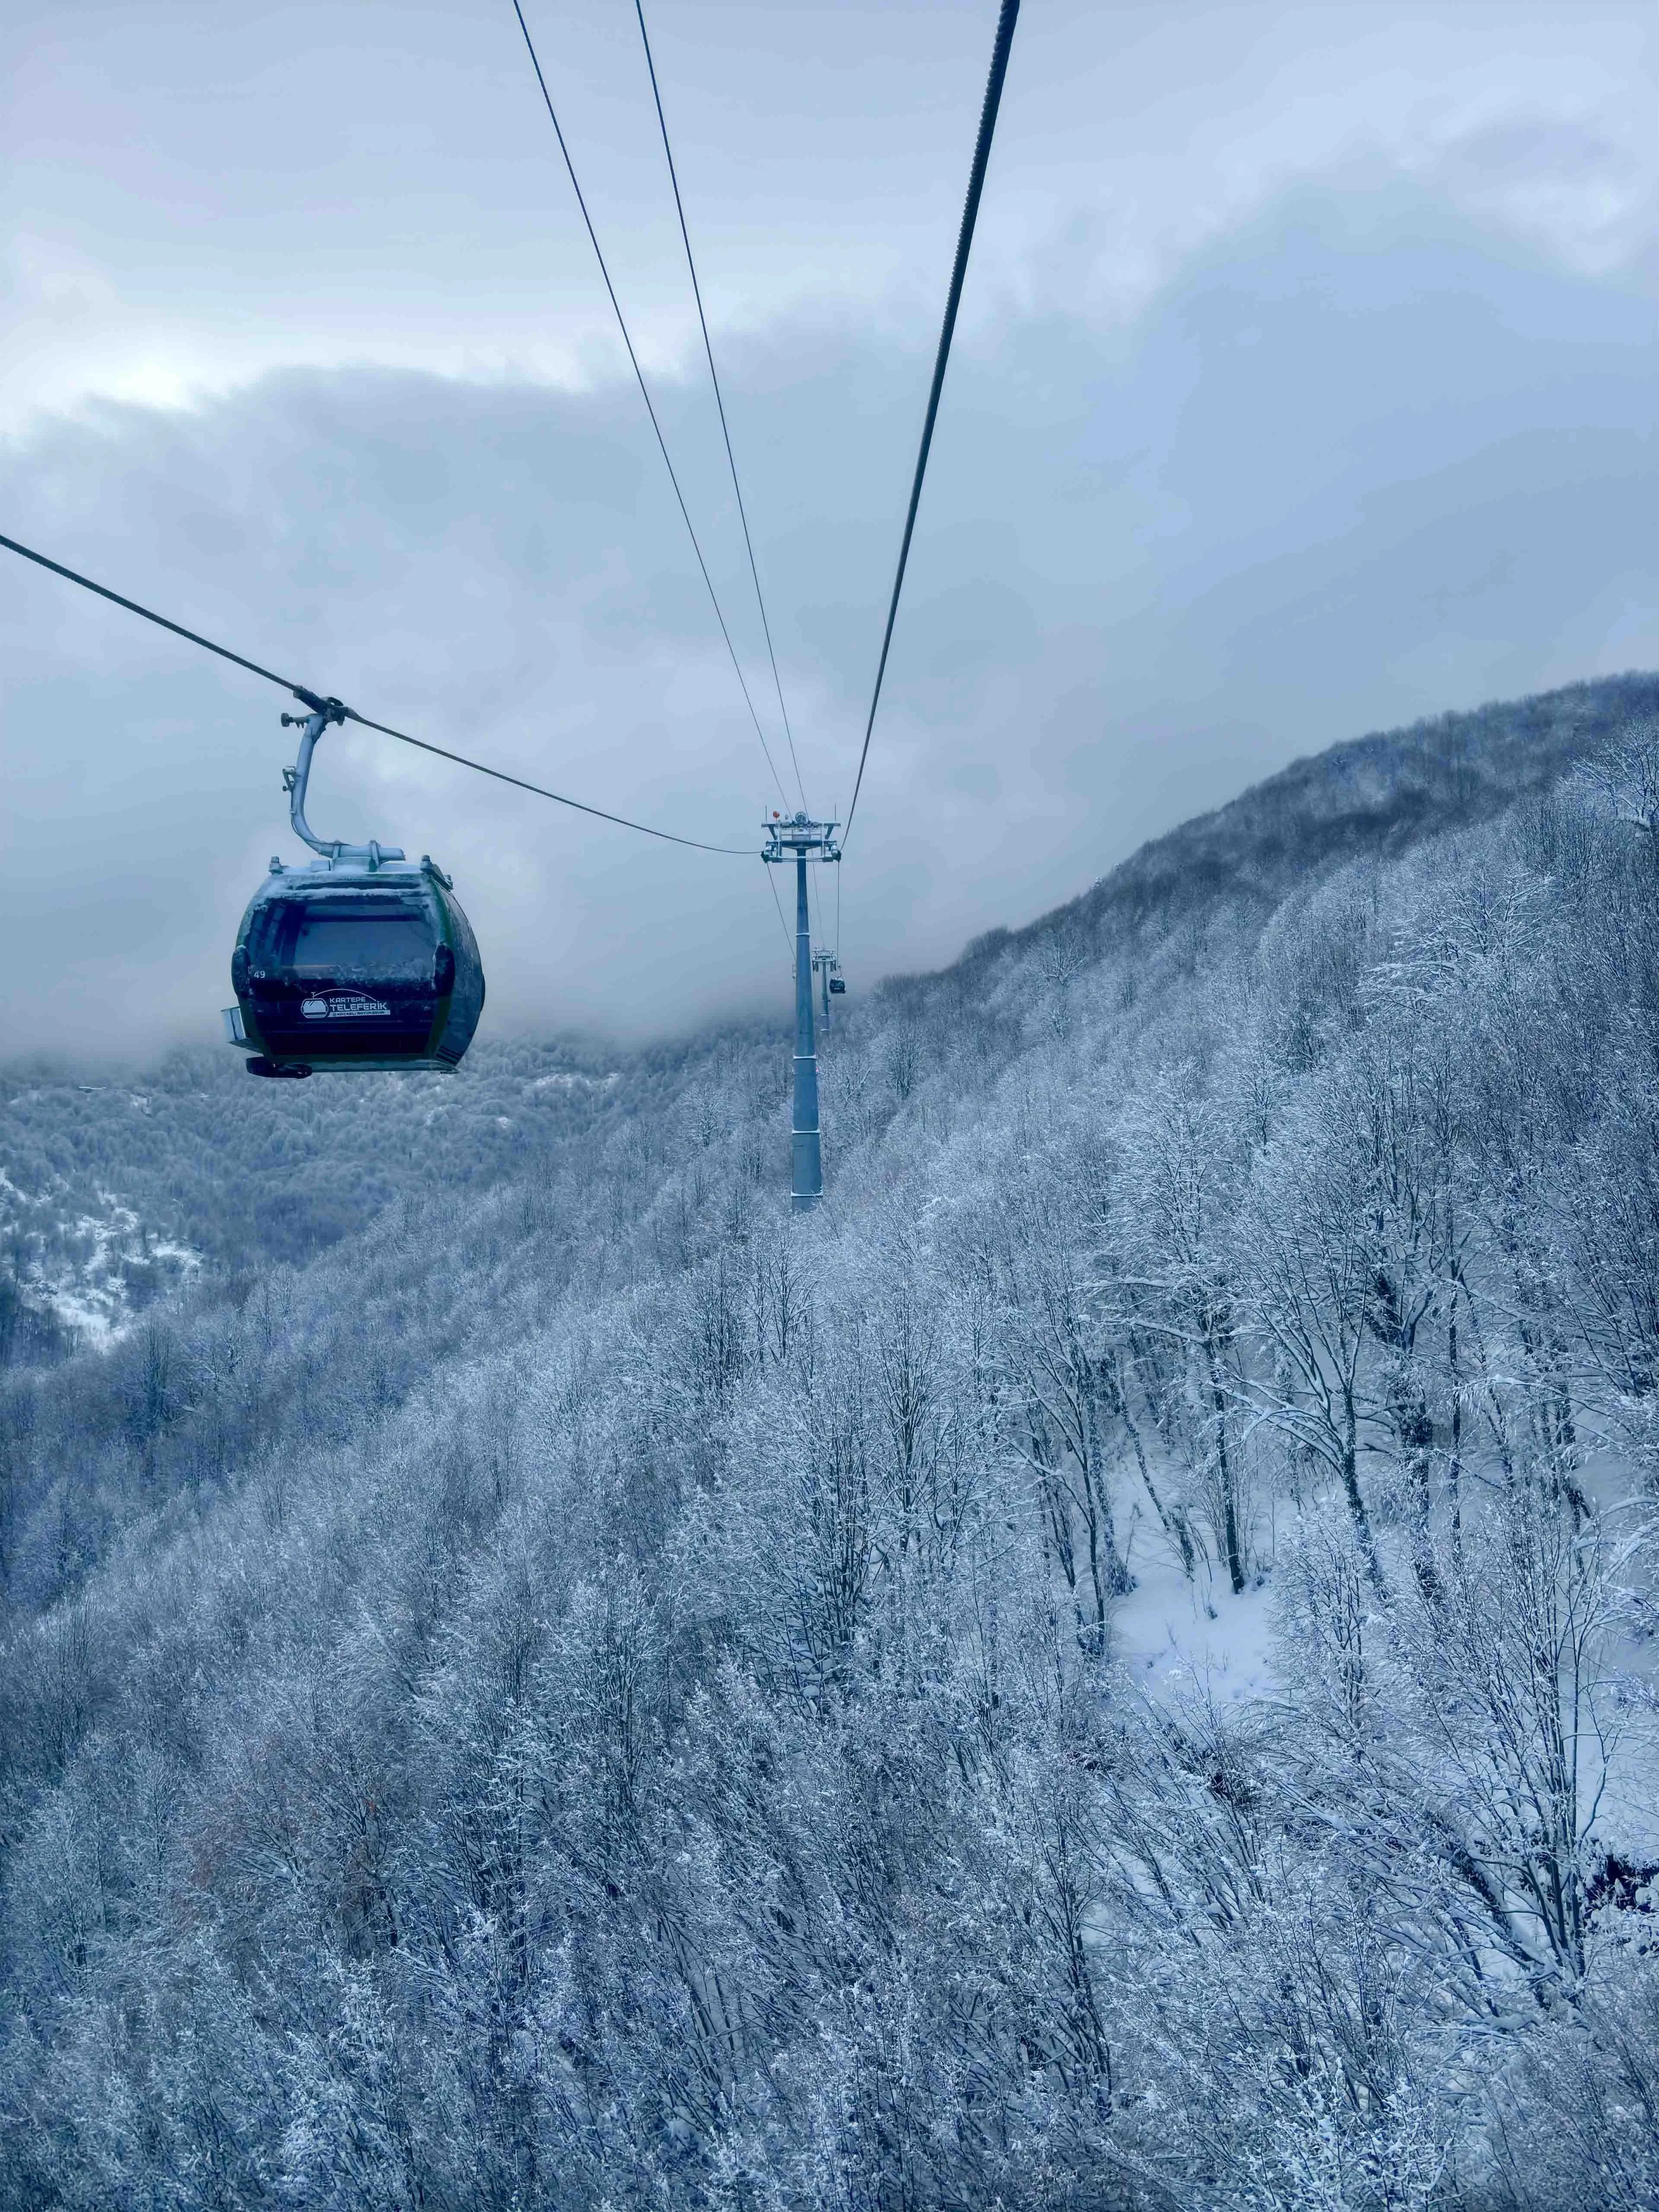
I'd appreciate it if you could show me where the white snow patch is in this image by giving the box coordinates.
[529,1071,619,1096]
[1114,1515,1278,1707]
[44,1281,126,1344]
[150,1239,202,1272]
[1,1177,204,1348]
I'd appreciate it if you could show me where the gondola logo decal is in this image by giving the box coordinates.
[301,991,392,1020]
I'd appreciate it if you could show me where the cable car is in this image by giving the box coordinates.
[223,702,484,1078]
[829,975,846,995]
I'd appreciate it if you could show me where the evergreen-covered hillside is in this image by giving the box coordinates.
[3,676,1658,2209]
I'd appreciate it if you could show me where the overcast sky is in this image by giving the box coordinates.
[3,0,1656,1059]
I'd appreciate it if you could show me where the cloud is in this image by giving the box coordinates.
[3,165,1656,1064]
[5,3,1655,424]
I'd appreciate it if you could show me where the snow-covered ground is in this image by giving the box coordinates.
[0,1173,200,1346]
[1115,1513,1279,1705]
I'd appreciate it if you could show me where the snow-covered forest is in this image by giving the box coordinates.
[3,675,1658,2209]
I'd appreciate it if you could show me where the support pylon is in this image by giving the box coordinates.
[762,811,840,1211]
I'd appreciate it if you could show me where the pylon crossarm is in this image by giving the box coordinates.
[761,810,840,864]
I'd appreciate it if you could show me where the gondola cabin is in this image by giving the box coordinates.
[223,699,484,1078]
[225,857,483,1077]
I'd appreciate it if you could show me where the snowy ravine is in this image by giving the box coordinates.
[0,1156,201,1348]
[1,677,1657,2212]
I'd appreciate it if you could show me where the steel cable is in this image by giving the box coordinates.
[632,0,806,814]
[764,859,793,958]
[0,528,752,854]
[509,0,790,810]
[842,0,1020,845]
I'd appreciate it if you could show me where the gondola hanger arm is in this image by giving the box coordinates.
[280,701,404,866]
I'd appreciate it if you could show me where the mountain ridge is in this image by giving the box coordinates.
[937,668,1659,982]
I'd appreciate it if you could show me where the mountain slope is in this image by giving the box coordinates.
[2,677,1658,2212]
[956,668,1659,971]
